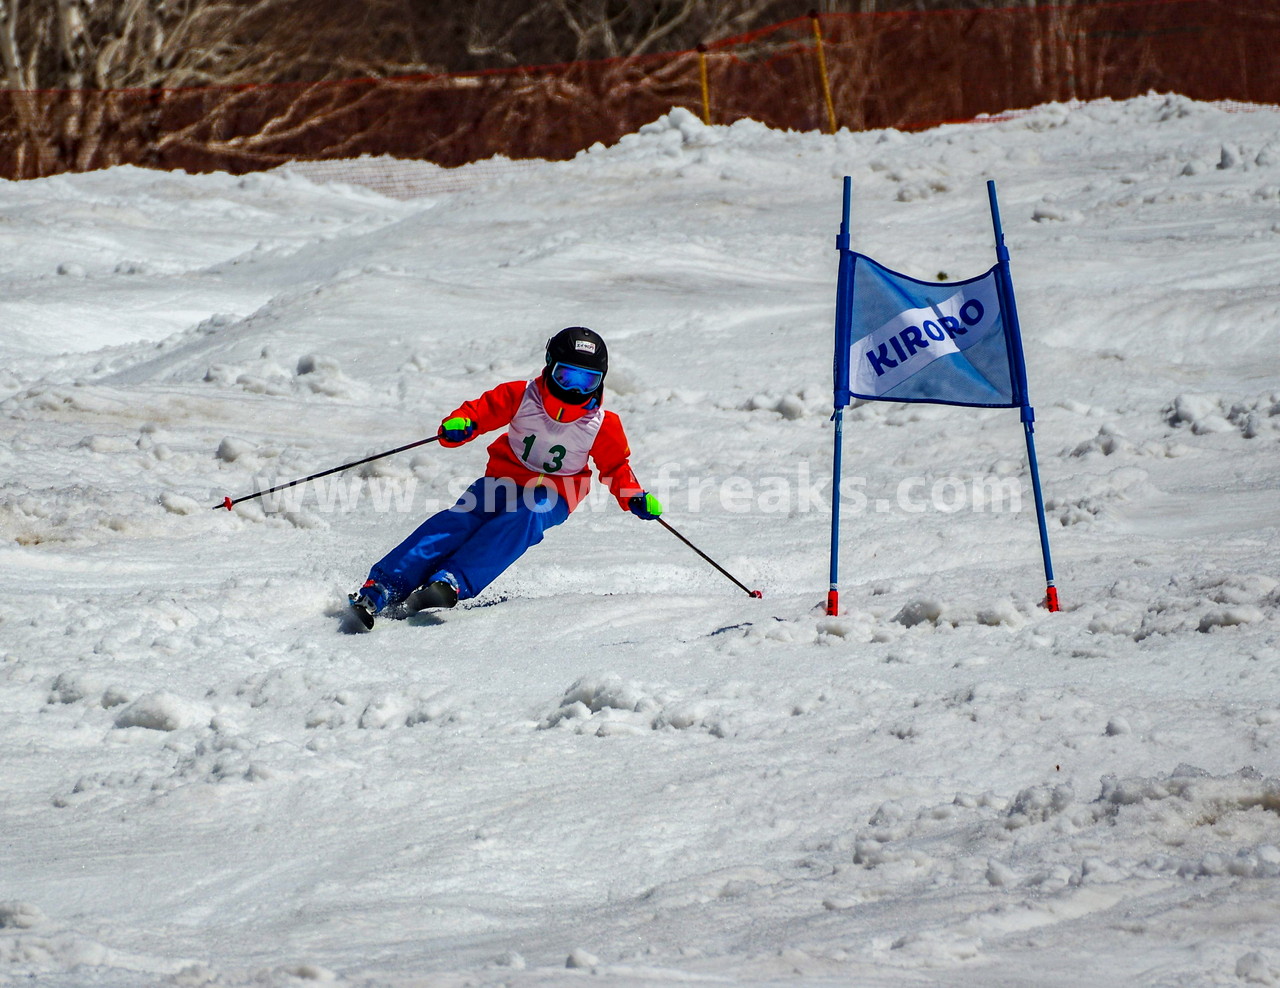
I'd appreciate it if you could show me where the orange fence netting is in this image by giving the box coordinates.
[1,0,1276,181]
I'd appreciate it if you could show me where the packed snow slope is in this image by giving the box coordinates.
[2,95,1279,987]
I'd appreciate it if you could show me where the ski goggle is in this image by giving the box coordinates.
[550,361,604,394]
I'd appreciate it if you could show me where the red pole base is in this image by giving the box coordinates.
[750,589,763,599]
[1045,585,1060,612]
[826,589,839,616]
[222,496,233,511]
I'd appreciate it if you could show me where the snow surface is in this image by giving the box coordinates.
[2,95,1279,986]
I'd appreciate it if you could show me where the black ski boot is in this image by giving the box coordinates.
[347,592,377,631]
[346,579,388,631]
[403,579,458,614]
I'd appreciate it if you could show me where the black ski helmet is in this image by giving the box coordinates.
[544,327,608,405]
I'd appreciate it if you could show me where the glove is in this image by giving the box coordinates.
[628,492,663,520]
[438,416,477,444]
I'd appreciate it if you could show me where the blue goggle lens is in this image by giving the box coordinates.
[551,362,603,394]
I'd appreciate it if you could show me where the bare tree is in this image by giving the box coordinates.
[0,0,35,88]
[0,0,451,92]
[0,0,452,178]
[455,0,1084,72]
[462,0,802,67]
[0,0,1134,182]
[0,0,1091,92]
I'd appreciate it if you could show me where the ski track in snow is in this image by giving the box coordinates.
[1,97,1279,986]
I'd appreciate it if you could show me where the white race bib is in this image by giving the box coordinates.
[506,381,603,476]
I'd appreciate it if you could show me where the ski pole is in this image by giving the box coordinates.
[212,436,440,510]
[658,517,762,598]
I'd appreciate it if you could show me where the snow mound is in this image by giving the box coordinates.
[539,674,766,738]
[113,691,213,732]
[848,767,1280,895]
[0,902,47,930]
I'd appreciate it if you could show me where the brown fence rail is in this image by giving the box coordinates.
[1,0,1276,181]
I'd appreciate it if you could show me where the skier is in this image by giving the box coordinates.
[347,327,663,629]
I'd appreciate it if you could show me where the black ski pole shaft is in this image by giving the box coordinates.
[658,517,762,598]
[212,436,440,510]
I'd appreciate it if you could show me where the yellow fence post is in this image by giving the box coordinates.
[697,44,712,125]
[810,10,838,134]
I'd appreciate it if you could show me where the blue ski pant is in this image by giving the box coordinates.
[368,476,570,603]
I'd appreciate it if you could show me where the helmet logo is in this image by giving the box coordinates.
[574,340,597,354]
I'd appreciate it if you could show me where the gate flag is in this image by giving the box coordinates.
[826,177,1058,617]
[838,256,1017,408]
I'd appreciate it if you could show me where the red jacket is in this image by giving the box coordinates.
[440,377,643,511]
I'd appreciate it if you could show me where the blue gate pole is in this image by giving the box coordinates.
[987,180,1060,612]
[829,407,844,616]
[828,177,854,616]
